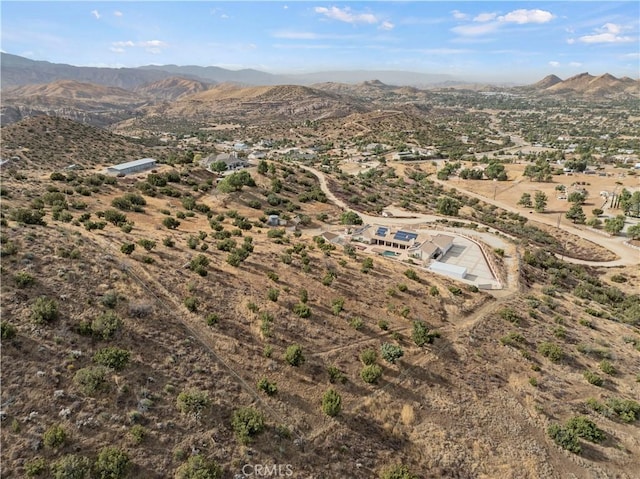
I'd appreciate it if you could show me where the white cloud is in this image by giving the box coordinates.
[283,5,288,9]
[314,6,378,24]
[114,11,123,17]
[451,22,500,36]
[379,21,394,31]
[569,62,582,67]
[577,23,633,44]
[567,38,576,44]
[499,9,554,24]
[91,10,101,20]
[474,13,497,23]
[110,47,125,53]
[139,40,167,48]
[548,61,560,67]
[112,41,135,48]
[421,48,470,55]
[271,30,360,41]
[451,10,469,20]
[220,14,229,19]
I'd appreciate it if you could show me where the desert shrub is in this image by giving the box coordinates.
[205,313,219,326]
[163,217,181,229]
[184,296,198,312]
[500,331,525,346]
[547,424,581,454]
[381,343,404,363]
[448,286,462,296]
[360,364,383,384]
[378,319,389,330]
[257,377,278,396]
[267,288,280,302]
[361,257,374,273]
[50,455,92,479]
[379,464,418,479]
[232,407,265,444]
[175,455,222,479]
[327,365,346,384]
[94,446,131,479]
[128,424,147,445]
[43,424,67,448]
[137,239,156,252]
[499,307,520,324]
[73,366,108,395]
[566,416,605,443]
[605,398,640,422]
[103,209,128,226]
[284,344,305,366]
[412,320,439,346]
[538,342,563,362]
[93,347,130,371]
[10,208,46,225]
[31,296,59,325]
[101,291,118,309]
[397,283,408,292]
[322,388,342,417]
[120,243,135,255]
[349,316,364,330]
[583,370,604,387]
[189,254,209,276]
[429,286,439,296]
[599,359,615,375]
[91,311,122,339]
[360,349,377,365]
[1,321,17,340]
[177,389,211,416]
[404,269,419,281]
[293,302,311,318]
[24,457,47,477]
[162,237,175,247]
[14,271,35,287]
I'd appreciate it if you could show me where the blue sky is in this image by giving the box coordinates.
[1,1,638,83]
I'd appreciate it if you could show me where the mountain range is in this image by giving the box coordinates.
[1,52,638,129]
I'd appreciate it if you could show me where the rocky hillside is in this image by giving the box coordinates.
[133,77,216,101]
[530,72,639,97]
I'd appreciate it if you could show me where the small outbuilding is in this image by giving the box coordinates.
[106,158,157,176]
[429,261,467,279]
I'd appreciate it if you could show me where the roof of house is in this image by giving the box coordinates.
[418,242,439,257]
[432,234,455,250]
[107,158,156,171]
[429,262,467,277]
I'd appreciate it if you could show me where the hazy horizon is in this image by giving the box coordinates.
[1,1,638,83]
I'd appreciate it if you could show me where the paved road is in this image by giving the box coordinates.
[301,165,639,267]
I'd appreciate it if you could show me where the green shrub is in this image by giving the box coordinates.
[90,311,122,340]
[232,407,265,444]
[284,344,305,366]
[378,319,389,330]
[381,343,404,364]
[293,302,311,318]
[31,296,59,325]
[128,424,147,445]
[412,320,439,346]
[360,349,377,365]
[566,416,605,443]
[606,398,640,422]
[94,446,131,479]
[101,291,118,309]
[14,271,35,287]
[93,347,130,371]
[175,455,222,479]
[327,365,346,384]
[163,217,181,229]
[349,317,364,330]
[599,359,615,375]
[120,243,135,255]
[1,321,17,341]
[251,375,277,396]
[50,455,92,479]
[205,313,219,326]
[379,464,418,479]
[137,239,156,252]
[73,366,109,395]
[429,286,439,296]
[267,288,280,302]
[331,297,345,315]
[404,269,419,281]
[322,388,342,417]
[24,457,47,477]
[43,424,67,448]
[397,283,408,292]
[184,296,198,312]
[500,331,524,346]
[538,342,563,362]
[547,423,581,454]
[176,389,211,416]
[583,370,604,387]
[162,237,175,247]
[499,307,520,324]
[360,364,383,384]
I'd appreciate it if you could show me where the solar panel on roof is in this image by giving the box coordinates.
[393,231,418,241]
[375,227,388,237]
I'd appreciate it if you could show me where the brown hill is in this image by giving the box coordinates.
[143,83,367,123]
[544,72,639,96]
[133,76,215,101]
[533,74,563,89]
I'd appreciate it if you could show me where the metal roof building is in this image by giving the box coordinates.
[428,261,467,279]
[106,158,157,176]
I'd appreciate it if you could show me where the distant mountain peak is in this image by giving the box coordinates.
[533,74,563,89]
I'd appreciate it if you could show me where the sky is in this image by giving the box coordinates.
[1,1,638,83]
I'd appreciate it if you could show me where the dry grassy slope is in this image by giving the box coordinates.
[0,116,157,170]
[2,80,147,106]
[1,126,639,477]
